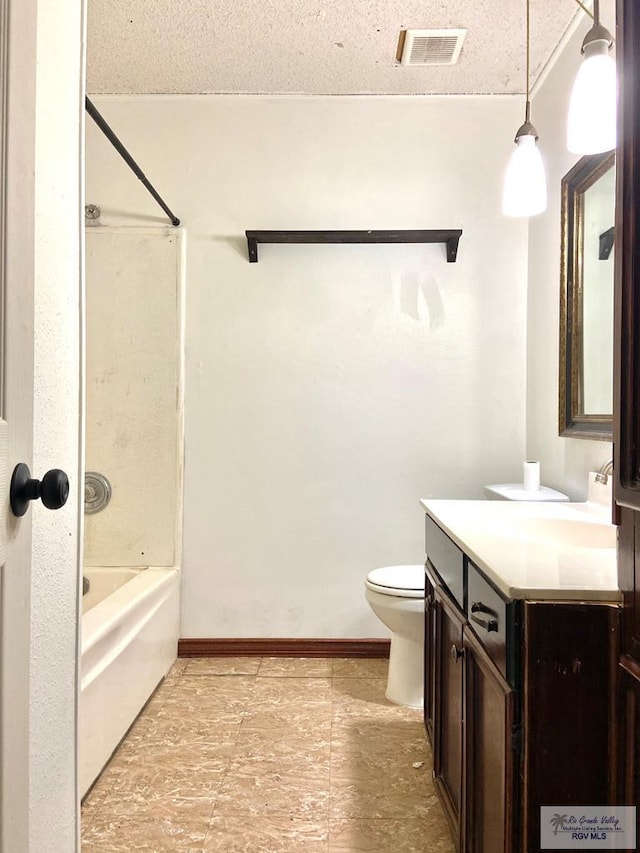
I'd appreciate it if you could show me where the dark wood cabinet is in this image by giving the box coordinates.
[462,625,515,853]
[614,0,640,513]
[432,582,465,846]
[521,602,619,850]
[613,0,640,829]
[425,518,619,853]
[618,655,640,846]
[427,555,516,853]
[424,569,436,743]
[616,509,640,829]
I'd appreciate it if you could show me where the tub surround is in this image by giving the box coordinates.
[82,227,184,798]
[84,228,183,569]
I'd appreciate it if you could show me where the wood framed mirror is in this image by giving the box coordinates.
[559,150,615,440]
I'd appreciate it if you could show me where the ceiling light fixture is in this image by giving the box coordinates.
[567,0,616,154]
[502,0,547,218]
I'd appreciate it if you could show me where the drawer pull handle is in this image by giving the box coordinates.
[450,643,464,662]
[471,601,497,615]
[471,601,499,632]
[471,613,499,632]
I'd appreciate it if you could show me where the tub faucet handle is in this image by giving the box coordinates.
[10,463,69,517]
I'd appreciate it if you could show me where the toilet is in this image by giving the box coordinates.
[483,483,569,501]
[365,565,425,709]
[365,481,571,709]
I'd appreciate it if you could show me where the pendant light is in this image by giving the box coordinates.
[502,0,547,217]
[567,0,616,154]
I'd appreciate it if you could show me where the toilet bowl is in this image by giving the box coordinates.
[365,565,425,709]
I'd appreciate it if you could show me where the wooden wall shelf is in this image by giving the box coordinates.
[245,229,463,263]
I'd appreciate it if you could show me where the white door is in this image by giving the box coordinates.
[1,0,39,847]
[1,0,83,851]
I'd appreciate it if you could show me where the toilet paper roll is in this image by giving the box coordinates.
[523,460,541,491]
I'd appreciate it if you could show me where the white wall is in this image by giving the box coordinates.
[86,95,528,638]
[31,0,84,849]
[84,228,182,568]
[527,3,615,499]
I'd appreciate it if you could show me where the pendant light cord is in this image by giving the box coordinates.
[574,0,595,20]
[521,0,599,121]
[525,0,531,122]
[517,0,598,138]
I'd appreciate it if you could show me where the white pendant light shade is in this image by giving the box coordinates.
[502,134,547,217]
[502,0,547,219]
[567,41,617,154]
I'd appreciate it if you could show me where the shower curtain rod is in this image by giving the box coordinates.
[85,97,180,227]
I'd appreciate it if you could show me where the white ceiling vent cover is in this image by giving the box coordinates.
[400,29,467,67]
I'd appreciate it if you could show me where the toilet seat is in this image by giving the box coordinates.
[365,565,424,599]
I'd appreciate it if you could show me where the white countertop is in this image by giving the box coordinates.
[420,491,620,603]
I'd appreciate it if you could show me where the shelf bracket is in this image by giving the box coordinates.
[599,226,615,260]
[245,229,462,264]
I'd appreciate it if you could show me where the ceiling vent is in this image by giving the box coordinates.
[399,29,467,67]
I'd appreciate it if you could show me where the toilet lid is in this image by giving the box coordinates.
[366,565,424,597]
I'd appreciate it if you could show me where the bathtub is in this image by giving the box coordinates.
[80,566,180,797]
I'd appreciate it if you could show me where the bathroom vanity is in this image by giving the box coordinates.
[421,498,620,853]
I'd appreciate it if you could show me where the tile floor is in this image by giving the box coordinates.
[81,657,455,852]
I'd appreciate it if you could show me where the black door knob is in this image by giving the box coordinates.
[10,463,70,517]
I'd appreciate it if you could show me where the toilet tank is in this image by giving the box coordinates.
[483,484,569,501]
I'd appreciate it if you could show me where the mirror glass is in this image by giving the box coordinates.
[559,151,615,440]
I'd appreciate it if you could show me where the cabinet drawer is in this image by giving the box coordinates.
[467,561,508,678]
[425,516,464,610]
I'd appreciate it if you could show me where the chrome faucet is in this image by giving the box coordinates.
[594,458,614,484]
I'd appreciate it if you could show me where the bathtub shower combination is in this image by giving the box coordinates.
[81,227,183,797]
[80,567,179,795]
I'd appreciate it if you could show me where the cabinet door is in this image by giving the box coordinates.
[618,656,640,844]
[614,0,640,511]
[614,0,640,818]
[433,584,466,848]
[462,626,515,853]
[523,602,618,850]
[424,565,437,743]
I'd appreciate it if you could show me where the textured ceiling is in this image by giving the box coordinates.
[86,0,584,96]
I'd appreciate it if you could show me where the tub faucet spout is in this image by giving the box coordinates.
[594,458,614,485]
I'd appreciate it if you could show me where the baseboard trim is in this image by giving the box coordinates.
[177,638,391,659]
